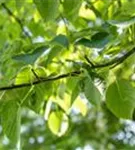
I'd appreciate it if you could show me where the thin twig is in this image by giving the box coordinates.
[84,55,95,67]
[0,71,81,91]
[59,13,69,36]
[1,3,31,39]
[93,47,135,68]
[58,0,69,36]
[31,68,41,81]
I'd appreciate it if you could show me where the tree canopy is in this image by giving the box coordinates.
[0,0,135,150]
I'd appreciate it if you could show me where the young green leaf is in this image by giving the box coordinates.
[48,111,69,136]
[71,80,80,104]
[1,100,21,144]
[108,16,135,28]
[75,32,110,49]
[45,46,63,65]
[57,82,66,100]
[51,34,69,48]
[12,46,49,65]
[106,79,135,119]
[26,84,46,113]
[72,98,88,116]
[15,66,34,84]
[48,111,61,135]
[0,88,32,104]
[63,0,82,21]
[84,75,101,106]
[34,0,60,22]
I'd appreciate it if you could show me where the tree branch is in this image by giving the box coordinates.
[0,48,135,91]
[1,3,31,39]
[92,47,135,68]
[0,71,81,91]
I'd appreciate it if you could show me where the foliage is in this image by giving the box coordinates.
[0,0,135,149]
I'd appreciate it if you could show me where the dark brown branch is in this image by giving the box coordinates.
[31,68,41,81]
[0,48,135,91]
[92,47,135,68]
[84,55,95,67]
[0,71,81,91]
[1,3,31,39]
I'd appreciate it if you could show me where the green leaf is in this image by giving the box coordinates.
[15,66,34,84]
[48,111,61,135]
[1,100,21,143]
[57,82,66,99]
[108,16,135,28]
[34,0,60,22]
[48,111,69,136]
[12,45,49,65]
[46,46,63,65]
[26,84,46,113]
[84,75,101,106]
[63,0,82,21]
[0,88,31,103]
[106,79,135,119]
[33,66,46,78]
[66,77,80,91]
[72,98,87,116]
[66,77,81,104]
[75,32,110,49]
[71,28,92,42]
[91,32,109,41]
[71,80,80,104]
[51,34,69,48]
